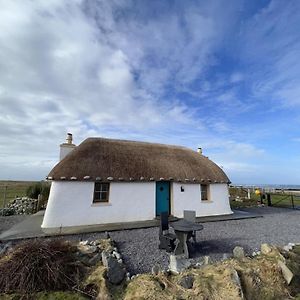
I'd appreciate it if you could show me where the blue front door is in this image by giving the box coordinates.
[156,181,170,216]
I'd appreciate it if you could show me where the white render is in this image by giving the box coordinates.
[42,181,155,231]
[42,181,232,232]
[171,183,232,218]
[59,143,76,161]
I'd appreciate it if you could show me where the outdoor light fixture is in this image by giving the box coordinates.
[181,186,184,192]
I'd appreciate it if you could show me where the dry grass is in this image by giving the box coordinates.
[0,239,84,294]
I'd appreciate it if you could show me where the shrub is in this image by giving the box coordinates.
[26,182,50,200]
[0,239,84,294]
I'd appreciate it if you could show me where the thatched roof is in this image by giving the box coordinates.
[48,138,230,184]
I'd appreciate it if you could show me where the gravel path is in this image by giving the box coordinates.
[0,215,27,234]
[62,207,300,275]
[2,207,300,275]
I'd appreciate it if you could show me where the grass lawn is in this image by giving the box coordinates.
[0,180,38,208]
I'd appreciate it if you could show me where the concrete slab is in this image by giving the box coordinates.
[0,209,262,241]
[0,210,45,240]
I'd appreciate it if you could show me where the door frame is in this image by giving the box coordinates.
[155,181,171,216]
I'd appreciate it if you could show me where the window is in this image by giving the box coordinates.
[93,183,110,203]
[201,184,209,201]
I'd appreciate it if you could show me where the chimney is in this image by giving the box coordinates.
[197,147,202,155]
[60,133,76,160]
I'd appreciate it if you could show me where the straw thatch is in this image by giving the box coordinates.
[48,138,230,183]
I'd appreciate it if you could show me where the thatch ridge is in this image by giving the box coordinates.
[48,137,230,183]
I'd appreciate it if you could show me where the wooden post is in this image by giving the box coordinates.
[2,186,7,215]
[291,194,295,209]
[267,193,272,206]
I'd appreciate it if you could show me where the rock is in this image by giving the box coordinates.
[106,256,126,285]
[169,254,191,274]
[113,251,121,260]
[78,244,98,255]
[151,264,161,275]
[231,269,244,298]
[101,251,111,268]
[179,275,194,289]
[261,243,272,255]
[117,259,123,264]
[233,246,245,259]
[283,245,293,252]
[126,272,131,281]
[88,253,102,265]
[203,256,210,265]
[79,240,88,246]
[278,260,293,285]
[222,253,230,260]
[105,231,110,239]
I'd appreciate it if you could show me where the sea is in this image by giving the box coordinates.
[232,184,300,191]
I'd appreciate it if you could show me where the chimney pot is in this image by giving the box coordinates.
[66,133,73,144]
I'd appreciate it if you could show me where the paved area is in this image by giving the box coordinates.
[0,209,260,240]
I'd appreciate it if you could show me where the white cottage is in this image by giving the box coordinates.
[42,134,232,233]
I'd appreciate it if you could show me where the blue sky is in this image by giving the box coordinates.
[1,0,300,184]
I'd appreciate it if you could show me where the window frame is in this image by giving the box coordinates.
[200,184,209,201]
[93,182,110,203]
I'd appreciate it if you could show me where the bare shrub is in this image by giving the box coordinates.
[0,239,84,294]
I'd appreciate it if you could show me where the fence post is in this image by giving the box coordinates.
[2,186,7,216]
[267,193,272,206]
[291,194,295,209]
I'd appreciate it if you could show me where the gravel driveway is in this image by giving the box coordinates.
[2,207,300,275]
[63,207,300,275]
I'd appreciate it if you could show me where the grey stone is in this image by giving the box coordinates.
[233,246,245,259]
[179,275,194,289]
[151,264,161,275]
[106,256,126,285]
[169,254,191,274]
[101,251,111,268]
[78,244,98,255]
[231,269,244,298]
[261,243,272,255]
[278,260,293,285]
[203,255,210,265]
[117,259,123,264]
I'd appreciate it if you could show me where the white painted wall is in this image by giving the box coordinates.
[172,183,232,218]
[42,181,156,230]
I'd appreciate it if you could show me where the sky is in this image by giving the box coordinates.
[1,0,300,184]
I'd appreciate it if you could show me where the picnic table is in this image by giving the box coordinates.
[170,219,203,258]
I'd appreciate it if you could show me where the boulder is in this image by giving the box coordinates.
[233,246,245,259]
[106,256,126,285]
[203,256,210,265]
[179,274,194,289]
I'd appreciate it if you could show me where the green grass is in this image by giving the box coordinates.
[230,190,300,209]
[0,180,38,208]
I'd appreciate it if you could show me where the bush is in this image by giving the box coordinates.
[26,182,50,200]
[0,239,84,294]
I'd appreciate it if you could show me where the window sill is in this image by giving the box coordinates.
[201,200,213,203]
[91,202,112,207]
